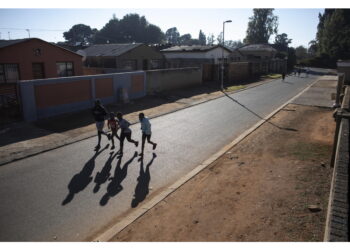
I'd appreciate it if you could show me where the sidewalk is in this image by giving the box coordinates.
[108,76,337,241]
[0,77,272,166]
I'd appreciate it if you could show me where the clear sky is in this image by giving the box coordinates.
[0,1,337,49]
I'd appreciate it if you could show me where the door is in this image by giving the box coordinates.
[142,59,148,70]
[32,63,45,79]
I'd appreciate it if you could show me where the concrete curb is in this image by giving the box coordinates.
[92,77,320,242]
[0,78,274,167]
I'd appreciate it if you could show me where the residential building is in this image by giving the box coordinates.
[79,43,164,72]
[161,45,232,68]
[0,38,83,104]
[230,44,286,74]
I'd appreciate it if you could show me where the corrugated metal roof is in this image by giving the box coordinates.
[161,45,232,53]
[82,43,143,57]
[0,38,83,57]
[0,39,31,49]
[238,44,277,52]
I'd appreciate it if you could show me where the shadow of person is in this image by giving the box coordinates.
[93,151,118,193]
[100,151,138,206]
[62,144,109,206]
[131,153,157,208]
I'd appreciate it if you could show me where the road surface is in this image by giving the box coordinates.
[0,72,321,241]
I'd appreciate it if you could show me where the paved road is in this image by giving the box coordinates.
[0,73,321,241]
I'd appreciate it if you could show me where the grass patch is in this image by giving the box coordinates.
[224,85,246,92]
[262,74,282,79]
[289,142,332,161]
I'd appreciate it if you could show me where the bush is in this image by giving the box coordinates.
[299,54,337,69]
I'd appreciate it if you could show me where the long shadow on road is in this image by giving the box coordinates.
[93,151,118,193]
[62,144,109,206]
[131,153,157,208]
[100,151,138,206]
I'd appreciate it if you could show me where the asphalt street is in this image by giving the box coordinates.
[0,72,320,241]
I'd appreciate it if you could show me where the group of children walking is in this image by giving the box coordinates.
[92,99,157,157]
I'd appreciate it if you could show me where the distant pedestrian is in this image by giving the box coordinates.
[139,113,157,157]
[282,72,286,81]
[92,99,110,150]
[116,112,138,155]
[297,68,301,77]
[107,112,120,150]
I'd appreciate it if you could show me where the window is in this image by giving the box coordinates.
[120,60,137,71]
[150,59,162,69]
[56,62,74,77]
[0,64,20,84]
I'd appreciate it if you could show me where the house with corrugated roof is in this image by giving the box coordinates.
[230,44,277,62]
[161,45,232,68]
[78,43,164,72]
[0,38,83,106]
[230,44,286,74]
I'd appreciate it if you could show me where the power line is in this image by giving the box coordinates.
[0,28,65,32]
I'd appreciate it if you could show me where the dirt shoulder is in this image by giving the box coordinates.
[112,103,334,241]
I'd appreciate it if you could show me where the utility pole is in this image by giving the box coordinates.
[26,29,30,38]
[221,20,232,90]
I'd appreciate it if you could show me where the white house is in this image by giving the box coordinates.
[161,45,232,68]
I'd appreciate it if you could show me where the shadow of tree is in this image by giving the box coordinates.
[100,151,138,206]
[62,144,109,206]
[131,153,157,208]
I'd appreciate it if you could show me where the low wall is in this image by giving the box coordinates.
[227,62,250,83]
[325,81,350,241]
[337,63,350,84]
[19,71,146,121]
[146,67,202,94]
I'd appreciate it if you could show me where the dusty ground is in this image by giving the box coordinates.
[112,103,334,242]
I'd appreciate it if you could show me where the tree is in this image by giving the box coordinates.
[207,33,215,45]
[274,33,292,52]
[216,32,223,45]
[165,27,180,44]
[244,8,278,44]
[179,34,192,45]
[225,40,244,49]
[308,40,318,57]
[295,45,308,61]
[315,9,350,61]
[198,30,206,45]
[63,24,96,46]
[94,14,164,44]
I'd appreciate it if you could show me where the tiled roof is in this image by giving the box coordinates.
[81,43,143,57]
[0,39,31,49]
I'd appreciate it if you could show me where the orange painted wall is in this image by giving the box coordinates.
[35,80,91,108]
[95,78,114,98]
[0,39,83,81]
[131,74,144,93]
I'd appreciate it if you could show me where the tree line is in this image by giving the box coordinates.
[63,13,244,49]
[63,9,350,68]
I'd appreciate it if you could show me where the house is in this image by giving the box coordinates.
[230,44,286,74]
[0,38,83,104]
[78,43,164,72]
[161,45,232,68]
[230,44,277,62]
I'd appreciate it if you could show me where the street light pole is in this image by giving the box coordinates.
[221,20,232,90]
